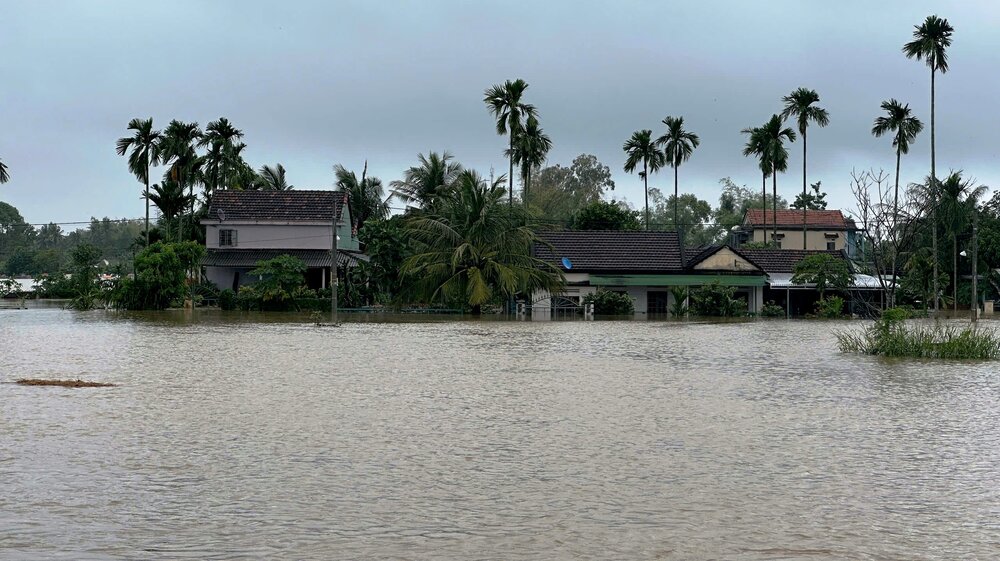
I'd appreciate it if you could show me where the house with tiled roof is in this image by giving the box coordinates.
[532,231,886,317]
[201,190,367,291]
[738,209,862,257]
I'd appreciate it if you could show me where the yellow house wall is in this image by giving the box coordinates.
[692,247,760,272]
[751,228,845,250]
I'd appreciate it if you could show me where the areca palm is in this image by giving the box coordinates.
[256,164,294,191]
[758,115,796,243]
[904,14,954,311]
[400,169,563,314]
[506,115,552,209]
[780,88,830,249]
[148,178,195,242]
[199,118,244,197]
[334,163,389,231]
[742,125,773,241]
[159,120,203,241]
[937,172,987,312]
[623,129,664,230]
[390,151,463,208]
[656,116,700,231]
[484,79,537,206]
[115,118,162,245]
[872,99,923,306]
[0,157,9,184]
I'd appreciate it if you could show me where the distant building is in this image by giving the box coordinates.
[200,190,367,291]
[737,209,862,257]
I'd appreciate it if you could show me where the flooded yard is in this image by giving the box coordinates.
[2,310,999,559]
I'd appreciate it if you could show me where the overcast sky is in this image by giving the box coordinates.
[2,0,998,227]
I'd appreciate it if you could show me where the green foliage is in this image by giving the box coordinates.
[713,177,788,240]
[247,254,308,309]
[838,309,1000,359]
[690,282,745,317]
[359,216,410,302]
[334,164,389,231]
[669,286,689,317]
[109,241,204,310]
[529,154,616,221]
[791,253,852,299]
[400,170,565,314]
[648,190,719,244]
[815,296,845,318]
[583,289,635,315]
[791,181,828,210]
[219,288,237,311]
[0,277,20,297]
[570,200,642,231]
[760,300,785,317]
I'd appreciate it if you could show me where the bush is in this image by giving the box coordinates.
[837,307,1000,359]
[815,296,844,318]
[107,241,204,310]
[690,282,745,317]
[219,288,237,311]
[583,289,635,315]
[760,301,785,317]
[669,286,688,318]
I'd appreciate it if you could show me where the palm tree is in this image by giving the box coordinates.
[623,129,664,230]
[872,99,923,304]
[937,172,987,312]
[115,118,162,245]
[0,157,9,184]
[334,163,389,231]
[390,151,463,208]
[199,118,243,196]
[148,178,195,242]
[159,120,203,241]
[758,115,796,243]
[780,88,830,249]
[904,14,954,311]
[256,164,294,190]
[400,169,564,315]
[741,125,773,242]
[484,79,537,206]
[656,116,700,231]
[507,115,552,208]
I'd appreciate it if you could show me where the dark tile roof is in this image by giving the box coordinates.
[202,248,368,268]
[205,190,347,222]
[744,209,850,229]
[735,248,846,273]
[534,231,683,272]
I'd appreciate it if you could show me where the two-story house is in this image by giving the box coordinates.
[737,209,862,257]
[201,190,367,291]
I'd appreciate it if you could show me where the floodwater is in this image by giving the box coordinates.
[2,310,999,560]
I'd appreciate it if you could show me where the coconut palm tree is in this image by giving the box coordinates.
[904,14,954,311]
[484,79,537,206]
[390,151,464,208]
[334,163,389,231]
[758,115,796,243]
[741,125,773,242]
[623,129,664,231]
[400,169,563,314]
[0,157,9,184]
[256,164,294,191]
[115,118,162,245]
[507,115,552,208]
[656,116,700,231]
[937,172,987,312]
[780,88,830,249]
[148,178,195,242]
[159,120,203,241]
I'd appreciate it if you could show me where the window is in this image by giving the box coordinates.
[826,240,836,251]
[219,229,237,247]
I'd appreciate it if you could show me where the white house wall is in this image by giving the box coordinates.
[206,224,332,250]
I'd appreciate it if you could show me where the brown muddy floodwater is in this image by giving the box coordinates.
[1,309,999,560]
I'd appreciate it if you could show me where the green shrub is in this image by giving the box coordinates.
[669,286,689,317]
[837,311,1000,359]
[690,282,745,317]
[815,296,844,318]
[219,288,237,311]
[583,289,635,315]
[760,301,785,317]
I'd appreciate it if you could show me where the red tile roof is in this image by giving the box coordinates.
[205,190,347,223]
[744,209,850,229]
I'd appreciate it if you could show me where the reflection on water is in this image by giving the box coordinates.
[2,310,999,560]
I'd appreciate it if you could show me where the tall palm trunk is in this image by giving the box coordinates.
[144,156,150,247]
[643,160,650,231]
[953,235,958,313]
[890,145,901,308]
[931,66,939,311]
[508,133,514,207]
[772,165,778,246]
[801,128,807,249]
[673,166,679,230]
[761,172,767,244]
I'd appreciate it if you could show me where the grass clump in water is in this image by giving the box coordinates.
[837,308,1000,359]
[16,379,117,388]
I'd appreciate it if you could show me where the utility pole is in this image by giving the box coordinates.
[331,191,339,324]
[971,209,978,324]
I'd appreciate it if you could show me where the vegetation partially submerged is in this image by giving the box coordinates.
[837,308,1000,359]
[16,379,117,388]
